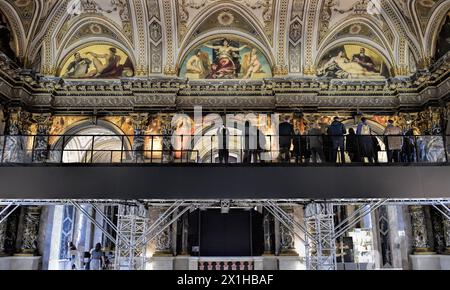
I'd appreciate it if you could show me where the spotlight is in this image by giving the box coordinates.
[220,200,230,214]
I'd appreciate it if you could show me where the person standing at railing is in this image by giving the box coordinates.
[402,128,416,162]
[217,125,230,164]
[89,243,105,271]
[383,120,403,163]
[243,121,258,163]
[68,242,78,270]
[307,123,325,163]
[293,129,309,164]
[327,116,346,163]
[346,128,361,163]
[278,116,294,163]
[357,117,375,163]
[372,136,381,163]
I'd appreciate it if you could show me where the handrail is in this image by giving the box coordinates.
[0,134,448,165]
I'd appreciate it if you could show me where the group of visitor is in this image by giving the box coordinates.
[277,116,426,164]
[67,242,111,270]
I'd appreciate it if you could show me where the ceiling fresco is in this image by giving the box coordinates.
[0,0,447,78]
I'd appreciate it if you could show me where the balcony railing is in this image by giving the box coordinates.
[0,134,449,165]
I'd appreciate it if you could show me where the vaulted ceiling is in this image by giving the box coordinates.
[0,0,449,77]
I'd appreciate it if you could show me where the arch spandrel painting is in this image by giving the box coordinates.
[0,13,18,62]
[317,45,390,79]
[435,14,450,60]
[180,38,272,80]
[58,45,134,79]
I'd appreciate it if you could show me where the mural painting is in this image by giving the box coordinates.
[0,13,18,62]
[435,13,450,60]
[59,45,134,79]
[180,38,272,80]
[317,45,390,79]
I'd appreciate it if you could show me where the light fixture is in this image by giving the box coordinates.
[220,200,230,214]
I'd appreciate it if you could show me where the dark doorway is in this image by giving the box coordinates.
[188,209,264,257]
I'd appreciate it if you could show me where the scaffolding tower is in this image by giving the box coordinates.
[115,205,149,270]
[305,203,337,270]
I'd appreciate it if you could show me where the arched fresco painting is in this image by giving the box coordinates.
[58,45,134,79]
[435,13,450,60]
[317,44,390,79]
[179,38,272,80]
[0,12,18,62]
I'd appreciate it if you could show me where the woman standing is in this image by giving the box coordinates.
[89,243,105,270]
[68,242,78,270]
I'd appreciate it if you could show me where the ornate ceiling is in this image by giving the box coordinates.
[0,0,448,78]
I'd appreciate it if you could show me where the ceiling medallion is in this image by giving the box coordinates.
[349,24,362,35]
[218,11,235,26]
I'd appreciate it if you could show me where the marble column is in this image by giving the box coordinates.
[378,206,393,267]
[279,206,297,256]
[180,212,189,255]
[409,206,433,254]
[130,113,149,163]
[161,117,174,163]
[31,114,53,163]
[430,206,446,254]
[263,209,274,255]
[153,208,173,256]
[18,206,42,255]
[0,206,6,255]
[443,217,450,254]
[0,105,5,135]
[2,108,30,163]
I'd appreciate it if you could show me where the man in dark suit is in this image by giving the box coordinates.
[352,48,378,73]
[217,125,230,164]
[279,116,295,162]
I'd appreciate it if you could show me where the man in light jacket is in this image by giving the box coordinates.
[384,119,403,163]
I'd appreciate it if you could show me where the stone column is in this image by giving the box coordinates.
[442,214,450,254]
[279,206,297,256]
[130,113,149,163]
[378,206,393,267]
[2,108,30,163]
[263,209,274,255]
[18,206,42,255]
[152,207,173,256]
[180,212,189,255]
[0,105,5,135]
[161,116,174,163]
[430,206,446,254]
[409,206,433,254]
[31,113,53,162]
[0,206,7,255]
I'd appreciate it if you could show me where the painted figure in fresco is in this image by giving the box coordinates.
[352,48,379,73]
[63,53,92,78]
[186,50,210,79]
[242,48,263,79]
[204,39,247,79]
[436,15,450,61]
[86,47,122,78]
[0,16,18,62]
[318,50,381,78]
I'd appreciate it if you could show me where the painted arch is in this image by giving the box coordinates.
[179,37,273,80]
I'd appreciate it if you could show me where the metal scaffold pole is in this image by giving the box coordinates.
[304,203,337,270]
[114,205,149,270]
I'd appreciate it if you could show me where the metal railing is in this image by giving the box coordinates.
[0,133,449,165]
